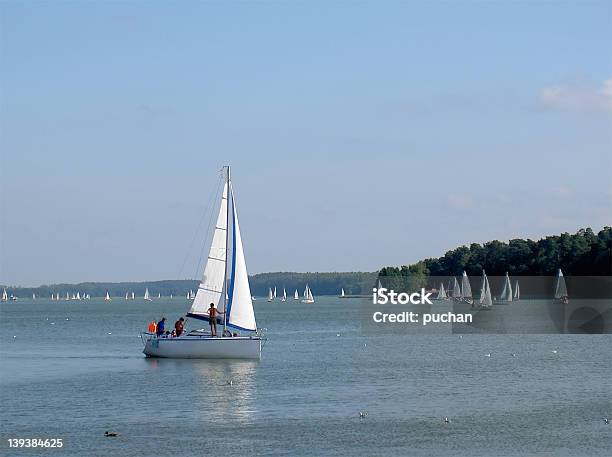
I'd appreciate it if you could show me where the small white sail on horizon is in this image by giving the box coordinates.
[1,288,7,301]
[282,287,287,302]
[131,292,135,300]
[158,292,161,298]
[294,289,299,300]
[554,269,568,299]
[32,293,36,300]
[514,281,520,300]
[302,284,315,303]
[144,288,151,301]
[479,271,492,308]
[498,272,513,302]
[436,282,447,300]
[341,288,345,297]
[104,292,111,301]
[76,292,81,300]
[125,292,129,300]
[452,277,461,298]
[267,287,274,302]
[461,271,472,299]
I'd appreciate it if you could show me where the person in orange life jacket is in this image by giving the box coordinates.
[208,303,225,337]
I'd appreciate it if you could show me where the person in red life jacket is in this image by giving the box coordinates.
[147,321,157,333]
[174,317,185,337]
[156,317,166,337]
[208,303,225,337]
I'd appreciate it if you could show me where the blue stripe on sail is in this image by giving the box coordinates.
[226,322,256,332]
[226,193,237,323]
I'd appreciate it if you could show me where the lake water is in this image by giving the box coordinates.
[1,297,610,456]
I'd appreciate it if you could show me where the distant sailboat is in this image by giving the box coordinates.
[302,284,315,303]
[281,288,287,302]
[86,294,90,299]
[170,294,173,299]
[125,292,129,300]
[144,288,152,301]
[497,272,513,303]
[554,269,568,302]
[340,288,346,298]
[460,271,472,303]
[436,282,447,300]
[513,281,520,300]
[66,292,70,301]
[32,293,36,300]
[452,277,461,298]
[294,289,299,300]
[104,292,111,301]
[479,271,492,309]
[273,287,277,299]
[158,292,161,299]
[76,292,81,300]
[51,293,55,301]
[267,287,274,302]
[131,292,135,300]
[1,288,7,302]
[71,293,76,300]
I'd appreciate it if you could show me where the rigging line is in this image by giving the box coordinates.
[193,170,225,281]
[177,170,222,280]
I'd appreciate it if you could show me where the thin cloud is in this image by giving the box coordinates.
[540,78,612,112]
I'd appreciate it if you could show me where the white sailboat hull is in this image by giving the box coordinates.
[142,334,262,359]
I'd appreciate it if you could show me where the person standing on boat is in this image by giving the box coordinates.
[156,317,166,337]
[208,303,224,337]
[174,317,185,337]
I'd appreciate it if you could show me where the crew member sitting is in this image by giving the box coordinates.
[174,317,185,337]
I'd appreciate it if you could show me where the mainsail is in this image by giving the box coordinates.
[554,269,568,299]
[479,271,492,308]
[452,278,461,298]
[267,288,273,301]
[461,271,472,299]
[294,289,299,300]
[514,281,520,300]
[436,282,447,299]
[499,272,513,301]
[188,169,256,331]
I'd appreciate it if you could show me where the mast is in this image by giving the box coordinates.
[223,166,230,333]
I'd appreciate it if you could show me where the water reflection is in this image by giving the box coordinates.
[144,358,258,422]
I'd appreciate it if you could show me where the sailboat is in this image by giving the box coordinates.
[51,293,55,301]
[479,271,492,310]
[104,292,111,301]
[435,282,447,300]
[144,288,152,301]
[76,292,81,300]
[65,292,70,301]
[339,288,346,298]
[1,288,7,302]
[142,166,262,359]
[267,288,274,302]
[302,284,315,303]
[32,293,36,300]
[273,287,277,299]
[125,292,129,300]
[513,280,520,300]
[131,292,135,300]
[452,277,461,298]
[293,289,299,300]
[158,292,161,299]
[281,288,287,302]
[496,272,513,304]
[554,268,569,303]
[460,271,473,304]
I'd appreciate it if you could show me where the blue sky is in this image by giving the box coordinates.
[1,1,611,286]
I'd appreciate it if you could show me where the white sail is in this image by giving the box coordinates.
[33,293,36,299]
[294,289,299,300]
[144,288,151,300]
[224,187,256,331]
[190,182,228,319]
[51,293,55,301]
[267,288,273,302]
[452,277,461,298]
[131,292,135,300]
[76,292,80,300]
[2,288,7,301]
[125,292,129,300]
[66,292,70,300]
[105,292,111,301]
[341,288,345,297]
[158,293,161,298]
[273,287,277,298]
[436,282,447,299]
[479,271,492,308]
[498,272,513,301]
[282,288,287,301]
[461,271,472,298]
[302,284,315,303]
[554,269,568,299]
[514,281,520,300]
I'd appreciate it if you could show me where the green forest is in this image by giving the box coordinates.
[380,227,612,280]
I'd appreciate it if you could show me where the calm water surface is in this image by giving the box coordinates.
[1,297,610,456]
